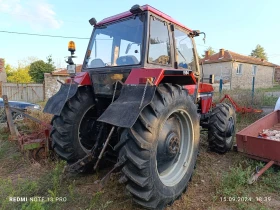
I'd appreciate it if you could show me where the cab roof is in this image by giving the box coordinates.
[97,5,192,32]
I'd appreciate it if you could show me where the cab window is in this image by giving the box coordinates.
[148,18,171,65]
[174,28,195,70]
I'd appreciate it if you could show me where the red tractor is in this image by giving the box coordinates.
[44,4,236,209]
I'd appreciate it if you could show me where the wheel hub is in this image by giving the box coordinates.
[156,110,194,186]
[166,133,180,156]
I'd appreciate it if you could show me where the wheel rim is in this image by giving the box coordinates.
[14,114,24,121]
[225,117,234,144]
[156,109,194,186]
[78,105,99,153]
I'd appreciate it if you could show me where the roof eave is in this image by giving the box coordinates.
[233,60,277,67]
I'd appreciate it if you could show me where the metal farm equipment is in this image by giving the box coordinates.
[43,5,236,209]
[217,94,263,114]
[2,95,51,160]
[236,110,280,184]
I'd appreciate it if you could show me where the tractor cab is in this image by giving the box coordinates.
[66,4,204,97]
[83,5,200,73]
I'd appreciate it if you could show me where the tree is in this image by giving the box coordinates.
[46,54,55,65]
[5,62,33,83]
[29,56,55,83]
[250,44,268,60]
[201,47,216,58]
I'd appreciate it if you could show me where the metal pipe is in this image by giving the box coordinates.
[94,126,115,170]
[10,107,50,128]
[251,76,255,105]
[248,160,274,184]
[3,95,19,137]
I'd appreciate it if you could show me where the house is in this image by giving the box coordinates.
[200,49,277,90]
[274,66,280,83]
[0,58,7,83]
[44,64,82,99]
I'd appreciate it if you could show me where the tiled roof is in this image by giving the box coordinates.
[200,50,277,67]
[52,64,82,76]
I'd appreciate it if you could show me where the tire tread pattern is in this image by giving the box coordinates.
[208,103,236,154]
[118,84,198,209]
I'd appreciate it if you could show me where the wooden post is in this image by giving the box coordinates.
[3,95,19,138]
[0,81,2,96]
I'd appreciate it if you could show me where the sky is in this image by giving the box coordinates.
[0,0,280,69]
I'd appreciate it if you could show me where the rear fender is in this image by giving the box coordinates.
[98,84,156,128]
[44,72,92,116]
[43,83,79,116]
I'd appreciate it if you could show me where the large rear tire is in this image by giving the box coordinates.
[117,84,200,209]
[208,103,236,154]
[51,86,99,165]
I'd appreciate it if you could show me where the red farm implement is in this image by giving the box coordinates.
[236,110,280,183]
[2,95,52,160]
[217,94,263,114]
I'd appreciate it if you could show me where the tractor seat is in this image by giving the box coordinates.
[116,55,139,66]
[89,58,105,68]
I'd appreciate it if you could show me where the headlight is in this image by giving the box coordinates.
[33,105,41,110]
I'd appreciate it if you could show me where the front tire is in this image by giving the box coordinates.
[208,103,236,154]
[117,84,200,209]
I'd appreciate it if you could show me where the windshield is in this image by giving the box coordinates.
[85,16,144,69]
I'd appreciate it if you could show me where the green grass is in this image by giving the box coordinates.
[0,128,9,141]
[214,159,280,210]
[262,96,278,106]
[255,84,280,92]
[0,90,279,210]
[0,160,68,210]
[214,87,278,109]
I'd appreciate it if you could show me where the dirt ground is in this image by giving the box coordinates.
[0,104,279,210]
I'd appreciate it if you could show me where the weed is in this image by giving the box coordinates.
[0,128,9,140]
[68,182,75,200]
[0,140,20,160]
[262,96,278,106]
[99,200,113,209]
[88,191,103,210]
[21,201,46,210]
[256,84,280,92]
[217,164,251,197]
[47,161,66,201]
[214,87,279,109]
[16,109,53,134]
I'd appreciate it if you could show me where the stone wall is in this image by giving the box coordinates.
[0,58,7,82]
[274,67,280,83]
[200,61,232,85]
[44,73,68,99]
[231,62,274,89]
[201,61,274,89]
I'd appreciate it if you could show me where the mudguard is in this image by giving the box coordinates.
[43,83,78,116]
[98,84,156,128]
